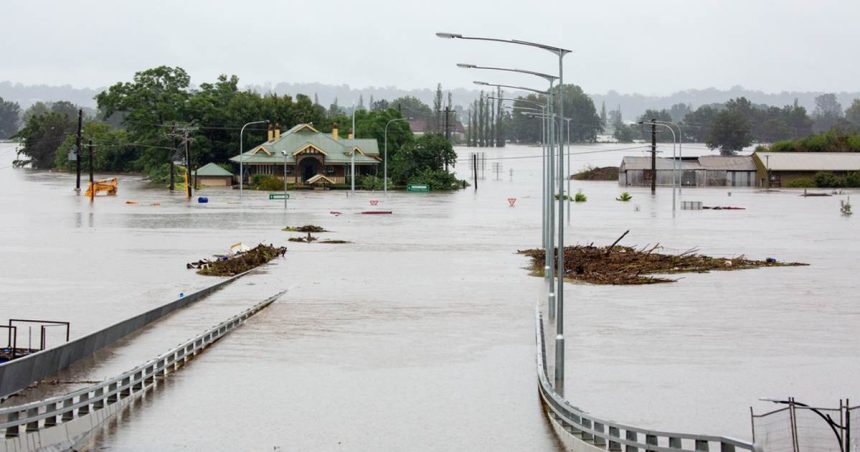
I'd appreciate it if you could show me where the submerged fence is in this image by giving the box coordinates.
[752,402,857,452]
[1,291,282,451]
[535,307,759,452]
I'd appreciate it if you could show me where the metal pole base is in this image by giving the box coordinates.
[548,292,556,320]
[554,335,565,396]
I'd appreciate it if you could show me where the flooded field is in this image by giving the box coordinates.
[1,141,857,449]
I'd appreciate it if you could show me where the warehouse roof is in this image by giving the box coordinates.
[753,152,860,171]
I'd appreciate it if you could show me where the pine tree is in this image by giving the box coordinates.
[314,93,319,105]
[600,101,607,127]
[433,83,443,133]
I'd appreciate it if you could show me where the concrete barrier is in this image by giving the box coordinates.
[0,271,251,399]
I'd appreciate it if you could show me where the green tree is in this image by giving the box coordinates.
[812,93,843,133]
[0,97,20,138]
[390,95,433,124]
[845,99,860,129]
[389,133,457,188]
[14,104,78,168]
[706,110,752,155]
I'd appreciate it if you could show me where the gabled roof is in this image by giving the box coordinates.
[754,152,860,171]
[621,155,756,171]
[305,174,335,185]
[620,156,700,171]
[697,156,756,171]
[229,123,380,165]
[196,163,234,177]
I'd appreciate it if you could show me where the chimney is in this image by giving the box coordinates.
[274,124,281,140]
[331,123,339,140]
[348,129,354,140]
[267,124,274,142]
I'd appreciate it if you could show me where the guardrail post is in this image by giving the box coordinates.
[695,439,710,451]
[593,422,607,447]
[44,402,57,427]
[93,387,104,410]
[609,426,622,451]
[61,397,75,422]
[5,411,19,438]
[669,437,682,449]
[107,382,118,404]
[78,392,90,416]
[120,376,131,398]
[132,371,143,391]
[25,407,40,432]
[720,443,736,452]
[625,430,638,452]
[645,434,658,452]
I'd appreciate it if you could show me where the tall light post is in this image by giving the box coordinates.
[351,105,357,194]
[442,32,571,395]
[239,120,269,198]
[655,119,683,197]
[384,117,409,194]
[563,117,571,223]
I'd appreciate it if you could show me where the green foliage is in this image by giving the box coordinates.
[786,177,815,188]
[389,133,459,189]
[814,172,844,188]
[389,96,433,123]
[617,192,632,201]
[766,129,860,153]
[406,168,461,191]
[507,84,603,143]
[14,103,79,168]
[358,175,387,190]
[54,121,131,172]
[706,110,752,155]
[574,190,587,202]
[253,175,285,191]
[0,97,20,139]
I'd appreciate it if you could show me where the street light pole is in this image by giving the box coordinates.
[239,120,268,198]
[384,117,409,194]
[446,32,571,395]
[281,151,288,210]
[564,117,572,223]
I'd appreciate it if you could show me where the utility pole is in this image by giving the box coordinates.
[88,140,94,201]
[472,153,478,191]
[650,119,657,195]
[75,109,82,192]
[169,124,197,199]
[169,132,176,192]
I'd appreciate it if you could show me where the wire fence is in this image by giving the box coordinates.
[752,401,856,452]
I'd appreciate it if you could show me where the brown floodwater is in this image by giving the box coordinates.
[1,141,857,450]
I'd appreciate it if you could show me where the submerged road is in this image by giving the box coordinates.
[2,142,858,449]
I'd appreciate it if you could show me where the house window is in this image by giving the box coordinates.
[326,166,335,175]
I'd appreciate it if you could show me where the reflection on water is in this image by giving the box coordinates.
[0,142,857,449]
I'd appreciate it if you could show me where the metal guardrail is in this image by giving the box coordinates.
[534,307,760,452]
[1,291,283,440]
[0,270,251,398]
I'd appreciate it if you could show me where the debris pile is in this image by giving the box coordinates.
[283,225,328,233]
[518,243,806,285]
[189,244,286,276]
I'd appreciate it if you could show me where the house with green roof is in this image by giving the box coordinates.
[229,123,380,187]
[195,162,234,187]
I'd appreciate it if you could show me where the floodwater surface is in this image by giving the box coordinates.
[0,141,857,449]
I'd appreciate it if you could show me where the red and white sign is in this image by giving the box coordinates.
[507,198,517,207]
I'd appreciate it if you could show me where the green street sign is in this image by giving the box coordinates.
[407,184,430,192]
[269,193,290,200]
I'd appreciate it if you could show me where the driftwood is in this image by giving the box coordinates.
[519,243,806,285]
[190,244,286,276]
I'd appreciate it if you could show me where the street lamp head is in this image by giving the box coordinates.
[456,63,476,69]
[473,81,490,86]
[281,151,287,156]
[436,32,462,39]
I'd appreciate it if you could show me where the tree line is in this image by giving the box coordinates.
[609,94,860,154]
[12,66,461,189]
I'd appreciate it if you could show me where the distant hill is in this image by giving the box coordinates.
[2,80,858,121]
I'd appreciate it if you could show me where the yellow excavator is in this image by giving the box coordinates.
[84,177,118,198]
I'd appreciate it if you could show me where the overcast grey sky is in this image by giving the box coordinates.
[2,0,858,95]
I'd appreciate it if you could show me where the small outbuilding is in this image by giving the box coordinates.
[195,163,234,187]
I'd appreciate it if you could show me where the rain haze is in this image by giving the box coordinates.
[1,0,859,94]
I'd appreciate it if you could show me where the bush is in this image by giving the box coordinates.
[407,168,462,191]
[574,190,587,202]
[814,172,844,188]
[845,172,860,188]
[786,177,815,188]
[254,175,284,191]
[616,192,632,201]
[358,175,388,191]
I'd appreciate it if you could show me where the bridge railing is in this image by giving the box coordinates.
[535,307,761,452]
[0,292,280,440]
